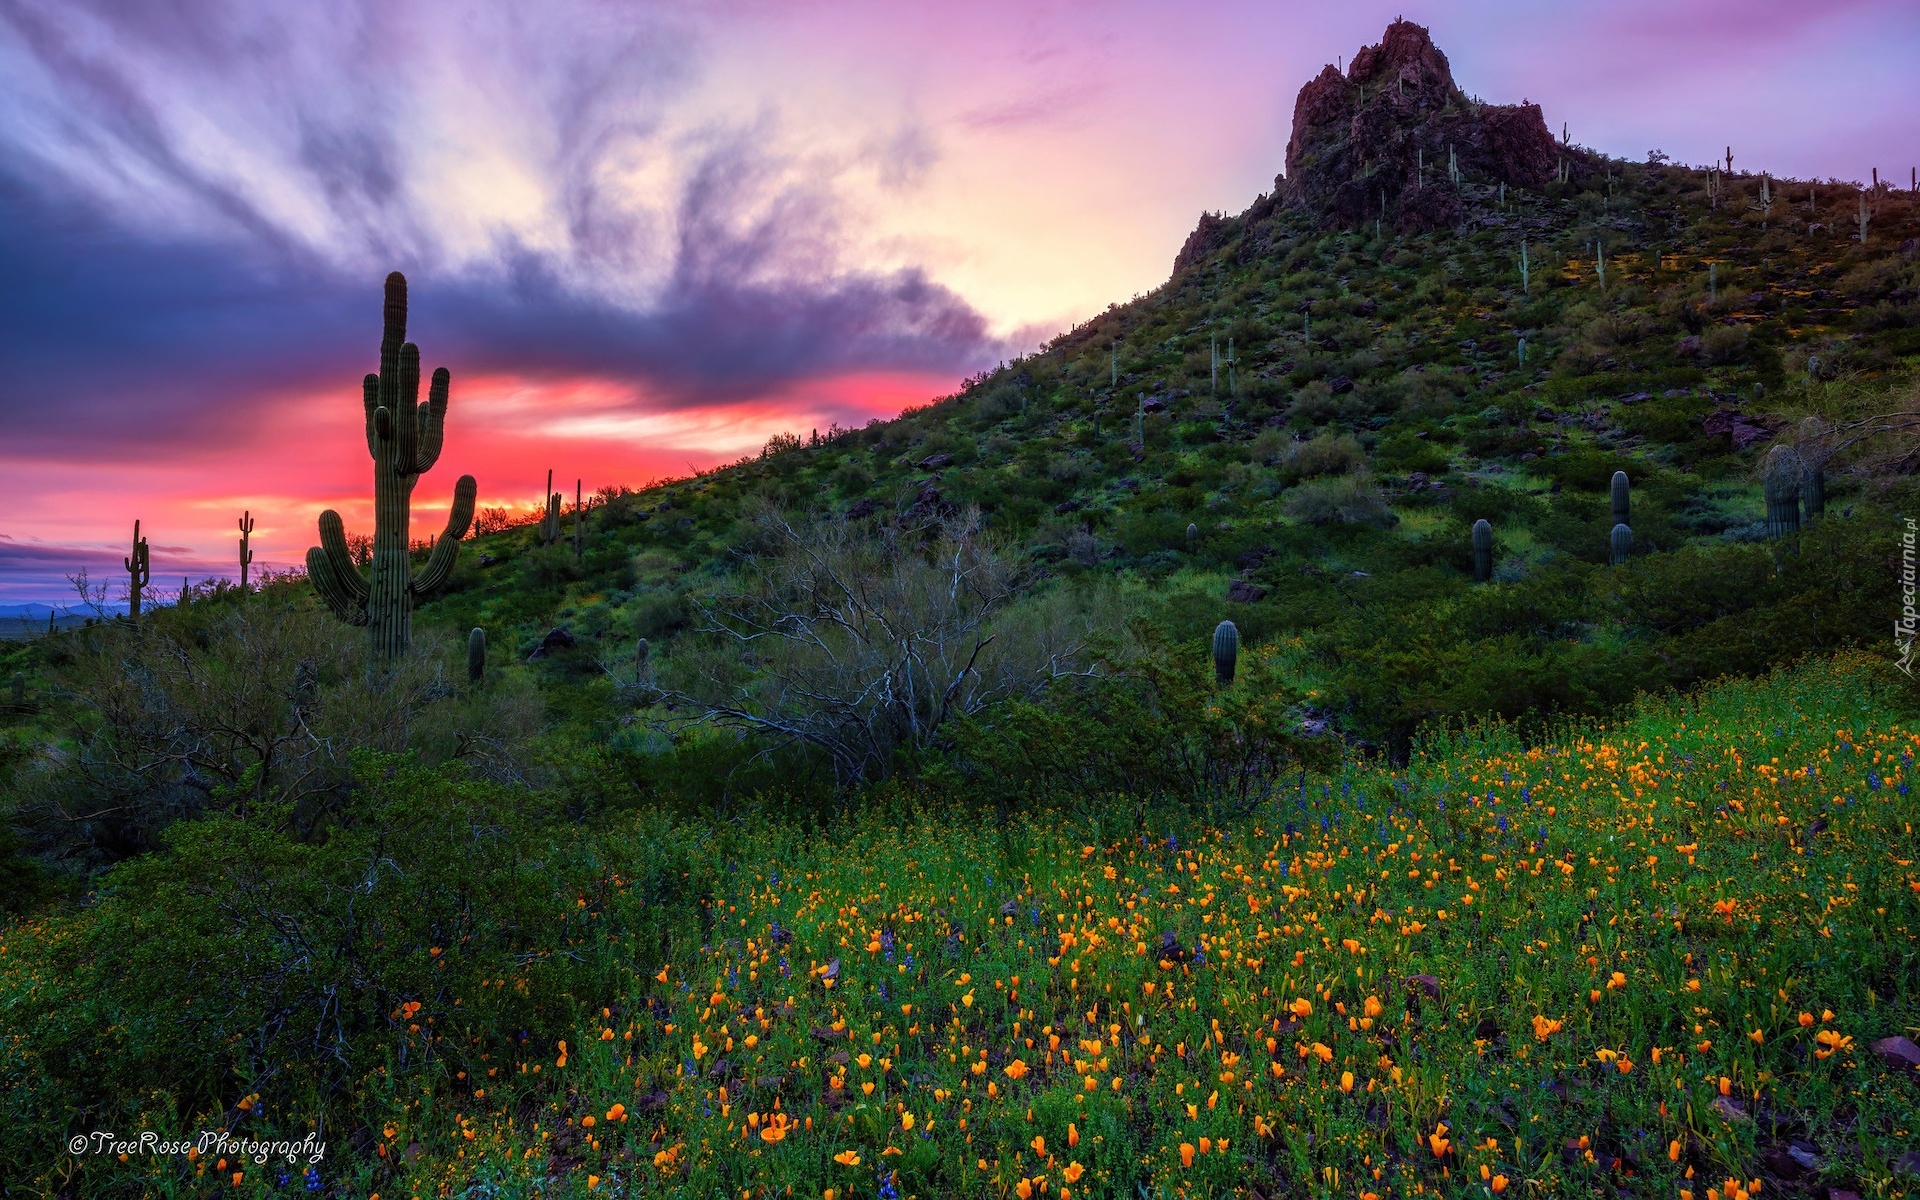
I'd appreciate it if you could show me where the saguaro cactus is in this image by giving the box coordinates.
[125,520,150,622]
[1610,523,1632,566]
[1186,523,1199,548]
[1472,519,1493,583]
[635,637,650,685]
[1213,620,1239,685]
[1763,445,1802,538]
[1799,417,1828,519]
[468,627,486,684]
[538,470,562,548]
[1610,470,1630,527]
[574,478,584,561]
[237,510,254,590]
[306,273,478,661]
[10,672,24,708]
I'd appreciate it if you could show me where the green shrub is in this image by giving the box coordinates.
[1282,473,1396,527]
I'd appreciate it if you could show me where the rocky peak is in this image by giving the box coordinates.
[1280,19,1562,232]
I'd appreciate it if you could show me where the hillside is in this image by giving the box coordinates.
[411,19,1919,756]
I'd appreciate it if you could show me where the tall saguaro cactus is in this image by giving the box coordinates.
[538,469,562,548]
[237,510,254,591]
[1610,471,1630,528]
[574,478,585,561]
[125,520,150,622]
[307,272,477,661]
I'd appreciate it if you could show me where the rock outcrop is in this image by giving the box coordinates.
[1280,20,1563,233]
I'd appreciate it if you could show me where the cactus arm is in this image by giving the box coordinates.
[379,272,406,414]
[410,474,477,596]
[362,374,381,456]
[307,546,370,625]
[416,366,450,472]
[396,341,422,473]
[316,510,370,605]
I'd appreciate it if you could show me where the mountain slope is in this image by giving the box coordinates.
[417,19,1920,751]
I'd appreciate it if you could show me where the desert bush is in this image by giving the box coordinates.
[0,754,708,1188]
[8,598,541,868]
[655,508,1114,785]
[940,624,1336,822]
[1283,472,1396,527]
[1702,324,1750,363]
[1277,433,1365,484]
[1373,432,1451,474]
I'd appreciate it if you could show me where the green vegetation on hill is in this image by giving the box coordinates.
[403,145,1920,763]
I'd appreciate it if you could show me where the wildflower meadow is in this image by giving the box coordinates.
[9,652,1910,1197]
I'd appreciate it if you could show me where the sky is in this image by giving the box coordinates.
[1,0,1916,606]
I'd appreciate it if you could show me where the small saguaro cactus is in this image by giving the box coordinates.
[1186,523,1199,548]
[635,637,650,685]
[1763,445,1803,538]
[1610,470,1630,527]
[1213,620,1239,685]
[237,510,254,591]
[306,272,478,661]
[538,469,562,548]
[1610,523,1632,566]
[1471,519,1493,583]
[10,672,23,708]
[125,520,150,622]
[468,627,486,684]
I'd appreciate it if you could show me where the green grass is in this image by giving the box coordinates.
[5,652,1915,1197]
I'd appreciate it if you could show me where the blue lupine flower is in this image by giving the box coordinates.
[878,1170,901,1200]
[306,1167,323,1192]
[1497,815,1509,833]
[1868,773,1882,790]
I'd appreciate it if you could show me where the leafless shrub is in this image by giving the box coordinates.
[11,599,541,865]
[654,507,1104,785]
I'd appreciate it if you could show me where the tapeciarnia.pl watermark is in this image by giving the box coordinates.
[1898,517,1917,677]
[68,1129,326,1165]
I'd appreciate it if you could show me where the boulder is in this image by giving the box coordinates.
[526,627,576,660]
